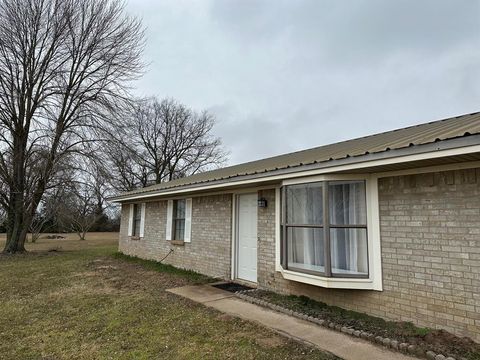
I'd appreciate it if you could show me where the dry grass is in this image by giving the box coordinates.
[0,231,119,252]
[0,233,338,360]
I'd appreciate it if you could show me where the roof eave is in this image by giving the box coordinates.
[109,134,480,203]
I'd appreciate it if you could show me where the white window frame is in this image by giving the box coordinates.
[166,198,192,243]
[128,203,145,238]
[275,174,382,291]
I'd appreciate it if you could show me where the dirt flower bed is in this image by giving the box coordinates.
[248,290,480,360]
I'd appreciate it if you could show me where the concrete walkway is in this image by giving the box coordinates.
[167,285,417,360]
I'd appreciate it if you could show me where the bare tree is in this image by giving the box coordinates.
[56,160,112,240]
[57,185,100,241]
[106,98,227,192]
[28,184,67,242]
[29,206,55,243]
[0,0,144,252]
[103,137,148,192]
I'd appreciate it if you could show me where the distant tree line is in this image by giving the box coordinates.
[0,0,226,252]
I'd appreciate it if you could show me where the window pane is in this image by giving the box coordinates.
[134,204,141,221]
[134,219,141,237]
[329,181,366,225]
[176,199,186,219]
[286,183,323,225]
[175,219,185,240]
[330,228,368,276]
[287,227,324,273]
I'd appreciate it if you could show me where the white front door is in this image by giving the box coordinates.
[236,193,258,283]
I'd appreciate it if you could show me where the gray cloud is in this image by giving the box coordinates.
[127,0,480,164]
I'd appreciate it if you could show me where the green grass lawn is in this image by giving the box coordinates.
[0,233,338,360]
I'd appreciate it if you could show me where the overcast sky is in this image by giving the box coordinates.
[126,0,480,165]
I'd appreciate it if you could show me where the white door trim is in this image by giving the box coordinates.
[233,192,258,283]
[230,193,236,280]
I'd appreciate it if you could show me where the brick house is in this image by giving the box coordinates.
[111,112,480,342]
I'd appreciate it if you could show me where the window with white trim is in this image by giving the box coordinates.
[173,199,186,241]
[132,204,142,236]
[166,198,192,243]
[281,180,368,278]
[128,203,145,238]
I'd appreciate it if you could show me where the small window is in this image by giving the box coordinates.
[173,199,186,240]
[281,180,368,278]
[132,204,142,236]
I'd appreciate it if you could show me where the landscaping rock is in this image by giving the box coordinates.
[434,355,446,360]
[390,340,398,350]
[445,357,456,360]
[335,324,342,331]
[346,328,354,335]
[375,336,383,344]
[382,338,391,347]
[407,344,416,354]
[341,326,348,333]
[353,330,361,337]
[328,322,335,329]
[426,351,437,360]
[399,343,408,352]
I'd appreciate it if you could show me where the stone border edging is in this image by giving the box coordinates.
[235,289,456,360]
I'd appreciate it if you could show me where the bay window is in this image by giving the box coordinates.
[281,180,369,278]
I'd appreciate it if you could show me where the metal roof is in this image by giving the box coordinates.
[112,111,480,201]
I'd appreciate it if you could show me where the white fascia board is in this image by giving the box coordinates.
[111,142,480,203]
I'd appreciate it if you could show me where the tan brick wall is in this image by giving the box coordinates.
[119,194,232,279]
[118,168,480,341]
[257,168,480,342]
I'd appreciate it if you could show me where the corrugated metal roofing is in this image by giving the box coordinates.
[114,111,480,199]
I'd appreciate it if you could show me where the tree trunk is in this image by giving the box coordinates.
[3,212,28,253]
[3,232,26,252]
[31,232,39,243]
[3,133,29,253]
